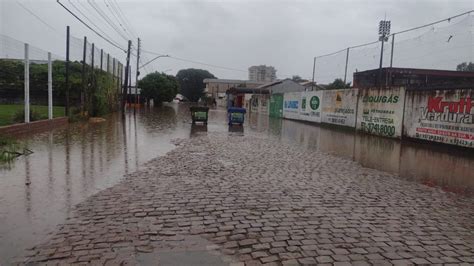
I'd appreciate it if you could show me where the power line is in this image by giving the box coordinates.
[110,0,139,38]
[56,0,126,52]
[314,9,474,59]
[86,0,129,42]
[16,1,63,36]
[67,0,120,46]
[103,0,132,39]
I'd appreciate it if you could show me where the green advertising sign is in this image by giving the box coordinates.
[310,96,320,110]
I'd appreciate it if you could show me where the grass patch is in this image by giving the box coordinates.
[0,135,22,163]
[0,104,65,126]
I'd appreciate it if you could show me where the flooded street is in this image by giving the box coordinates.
[1,103,474,264]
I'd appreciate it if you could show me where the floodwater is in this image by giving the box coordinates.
[1,103,474,264]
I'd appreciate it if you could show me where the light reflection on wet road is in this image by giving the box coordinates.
[0,103,473,264]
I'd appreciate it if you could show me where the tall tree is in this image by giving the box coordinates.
[139,72,178,104]
[176,68,216,102]
[291,75,306,83]
[456,62,474,72]
[327,78,351,90]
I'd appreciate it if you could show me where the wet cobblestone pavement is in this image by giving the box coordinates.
[21,132,474,265]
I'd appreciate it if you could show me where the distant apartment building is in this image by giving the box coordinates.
[248,65,277,83]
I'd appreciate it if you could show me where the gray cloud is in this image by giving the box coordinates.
[1,0,473,82]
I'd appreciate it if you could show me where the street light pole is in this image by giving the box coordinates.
[139,54,169,69]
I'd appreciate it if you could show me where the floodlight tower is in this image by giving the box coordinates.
[378,20,391,86]
[378,20,391,69]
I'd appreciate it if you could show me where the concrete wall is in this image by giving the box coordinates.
[278,87,474,149]
[0,117,68,136]
[321,89,358,128]
[403,88,474,148]
[283,92,300,120]
[356,87,405,138]
[299,91,323,123]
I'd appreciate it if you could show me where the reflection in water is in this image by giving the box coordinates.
[228,125,244,133]
[272,118,474,195]
[191,124,208,137]
[0,103,473,264]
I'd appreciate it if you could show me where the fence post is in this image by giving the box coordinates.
[100,49,103,71]
[91,43,95,70]
[113,58,116,86]
[65,26,70,116]
[107,53,110,73]
[24,43,30,123]
[48,52,53,120]
[390,34,395,68]
[343,48,350,85]
[311,57,316,90]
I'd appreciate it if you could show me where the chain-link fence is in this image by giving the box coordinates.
[0,32,123,126]
[313,12,474,85]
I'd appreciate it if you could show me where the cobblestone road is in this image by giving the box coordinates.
[22,133,474,265]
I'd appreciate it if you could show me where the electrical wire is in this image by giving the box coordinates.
[86,0,129,42]
[16,1,63,36]
[103,0,131,39]
[56,0,126,52]
[67,0,120,45]
[110,0,139,39]
[314,9,474,60]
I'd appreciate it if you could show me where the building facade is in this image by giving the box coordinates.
[248,65,277,83]
[203,78,264,107]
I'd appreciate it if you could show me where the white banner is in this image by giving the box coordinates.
[299,91,323,123]
[283,92,301,120]
[357,87,406,138]
[321,89,358,128]
[403,89,474,148]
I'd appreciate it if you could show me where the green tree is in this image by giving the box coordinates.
[327,78,351,90]
[0,58,119,116]
[291,75,306,83]
[176,68,216,102]
[456,62,474,72]
[139,72,178,104]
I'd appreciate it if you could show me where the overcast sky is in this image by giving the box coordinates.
[1,0,473,83]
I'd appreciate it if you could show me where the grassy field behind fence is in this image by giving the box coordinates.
[0,104,65,126]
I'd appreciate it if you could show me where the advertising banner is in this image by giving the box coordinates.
[403,89,474,148]
[321,89,358,128]
[299,91,323,123]
[356,87,405,138]
[283,92,301,120]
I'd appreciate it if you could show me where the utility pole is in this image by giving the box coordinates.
[122,40,132,116]
[81,36,87,115]
[91,43,95,114]
[128,67,132,105]
[134,38,140,113]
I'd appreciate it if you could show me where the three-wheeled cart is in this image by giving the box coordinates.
[190,106,209,124]
[227,107,246,126]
